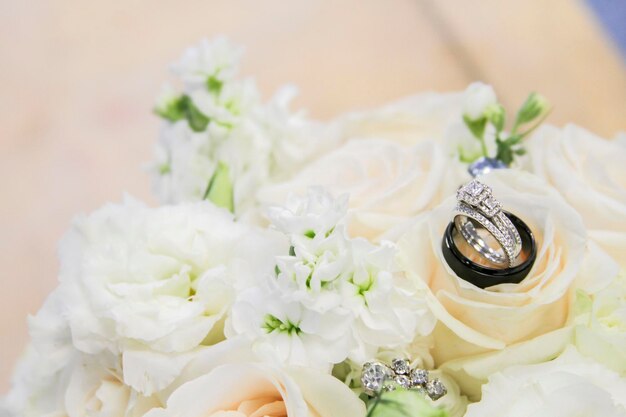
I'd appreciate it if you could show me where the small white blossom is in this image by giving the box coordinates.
[227,189,434,368]
[150,39,330,215]
[462,81,497,120]
[171,37,243,90]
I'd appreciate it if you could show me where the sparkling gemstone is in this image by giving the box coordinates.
[410,369,429,386]
[484,196,498,210]
[391,358,411,375]
[468,157,507,178]
[426,378,447,401]
[464,180,484,196]
[361,362,392,395]
[395,374,411,389]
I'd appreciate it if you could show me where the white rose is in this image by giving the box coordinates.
[337,92,464,147]
[259,138,464,241]
[144,341,365,417]
[465,346,626,417]
[58,197,285,394]
[527,124,626,267]
[462,82,497,120]
[396,170,619,398]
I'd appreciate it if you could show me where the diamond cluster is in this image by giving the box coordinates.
[455,179,522,266]
[361,358,448,401]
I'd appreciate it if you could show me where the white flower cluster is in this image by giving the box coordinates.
[151,37,331,216]
[227,188,434,368]
[4,37,626,417]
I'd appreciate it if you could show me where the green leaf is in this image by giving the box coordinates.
[155,95,210,132]
[203,161,234,212]
[184,96,211,132]
[154,95,187,122]
[514,92,549,128]
[462,115,487,140]
[367,390,448,417]
[304,230,316,239]
[485,103,506,133]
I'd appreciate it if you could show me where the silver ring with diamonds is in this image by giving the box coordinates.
[361,359,447,401]
[453,180,522,268]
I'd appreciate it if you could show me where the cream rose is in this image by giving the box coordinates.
[527,124,626,267]
[396,170,619,398]
[144,340,365,417]
[259,138,465,241]
[465,346,626,416]
[337,92,464,147]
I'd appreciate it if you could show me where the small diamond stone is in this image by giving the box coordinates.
[484,196,498,210]
[426,378,447,401]
[395,374,411,389]
[464,180,484,196]
[391,358,411,375]
[361,362,392,395]
[410,368,429,386]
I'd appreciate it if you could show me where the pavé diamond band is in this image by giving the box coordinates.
[453,180,522,268]
[361,359,447,401]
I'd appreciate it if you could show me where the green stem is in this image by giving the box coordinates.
[366,396,381,417]
[479,136,488,157]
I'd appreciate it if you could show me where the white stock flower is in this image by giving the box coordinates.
[462,82,497,120]
[57,197,284,394]
[191,78,261,127]
[171,37,243,90]
[465,347,626,417]
[151,40,333,214]
[228,189,433,368]
[527,124,626,267]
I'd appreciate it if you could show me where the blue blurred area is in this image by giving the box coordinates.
[587,0,626,59]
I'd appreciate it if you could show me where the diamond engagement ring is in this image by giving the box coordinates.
[361,359,447,401]
[454,180,522,268]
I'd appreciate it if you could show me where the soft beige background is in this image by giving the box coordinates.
[1,0,625,392]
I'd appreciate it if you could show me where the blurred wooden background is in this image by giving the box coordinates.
[0,0,625,392]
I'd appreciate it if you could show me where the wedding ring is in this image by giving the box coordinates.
[361,359,447,400]
[453,180,522,268]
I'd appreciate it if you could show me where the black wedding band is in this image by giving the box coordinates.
[441,211,536,289]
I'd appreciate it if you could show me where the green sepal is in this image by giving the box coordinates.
[485,103,506,133]
[203,161,234,212]
[514,92,549,128]
[462,115,487,140]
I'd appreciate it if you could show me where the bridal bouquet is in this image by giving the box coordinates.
[4,37,626,417]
